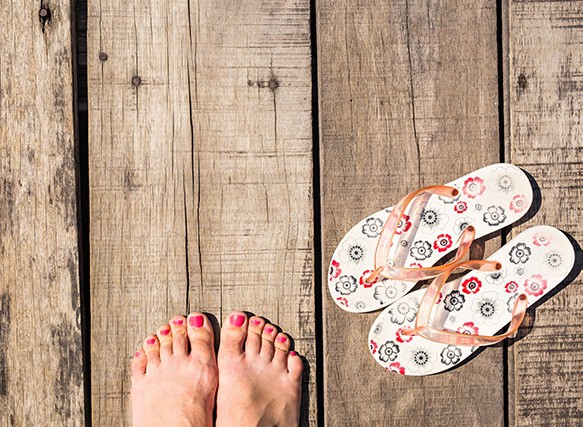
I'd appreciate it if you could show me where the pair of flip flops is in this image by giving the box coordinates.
[328,164,576,376]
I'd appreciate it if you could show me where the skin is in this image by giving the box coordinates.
[130,311,303,427]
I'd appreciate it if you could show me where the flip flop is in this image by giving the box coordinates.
[328,163,534,313]
[368,225,575,376]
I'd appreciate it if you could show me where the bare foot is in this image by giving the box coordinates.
[130,313,218,427]
[215,311,303,427]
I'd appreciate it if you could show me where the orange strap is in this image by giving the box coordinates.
[401,259,528,347]
[366,185,470,283]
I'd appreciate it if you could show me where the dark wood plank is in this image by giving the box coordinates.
[0,0,84,424]
[318,0,506,424]
[507,0,583,424]
[87,0,315,423]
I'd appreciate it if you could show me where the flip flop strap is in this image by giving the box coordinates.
[366,185,470,283]
[401,259,528,347]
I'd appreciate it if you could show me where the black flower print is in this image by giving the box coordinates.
[410,240,433,261]
[492,167,515,194]
[483,205,507,226]
[506,294,518,313]
[342,237,367,265]
[443,290,465,312]
[354,301,367,311]
[362,217,383,238]
[471,291,503,326]
[388,299,419,324]
[378,340,400,363]
[440,345,462,365]
[420,203,449,232]
[335,275,357,295]
[509,242,531,264]
[407,347,433,374]
[373,280,406,304]
[539,251,567,276]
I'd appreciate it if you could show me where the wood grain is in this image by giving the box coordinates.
[507,0,583,424]
[0,0,84,425]
[87,0,314,424]
[318,0,506,424]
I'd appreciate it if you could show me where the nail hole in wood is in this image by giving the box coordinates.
[99,52,108,61]
[39,3,52,33]
[131,76,142,87]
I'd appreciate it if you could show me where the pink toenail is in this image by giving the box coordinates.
[135,351,141,357]
[251,319,261,326]
[290,351,297,356]
[230,315,245,327]
[146,338,156,345]
[265,327,274,334]
[160,329,170,336]
[172,319,184,326]
[277,336,287,343]
[189,315,204,328]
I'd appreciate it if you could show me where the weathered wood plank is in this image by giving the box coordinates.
[0,0,84,425]
[87,0,314,424]
[318,0,505,424]
[507,0,583,424]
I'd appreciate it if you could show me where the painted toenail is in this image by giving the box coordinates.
[146,338,156,345]
[251,319,261,326]
[172,319,184,326]
[265,327,274,334]
[290,351,297,356]
[160,329,170,336]
[135,351,141,357]
[189,315,204,328]
[277,336,287,343]
[230,314,245,327]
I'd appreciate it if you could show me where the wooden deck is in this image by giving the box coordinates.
[1,0,582,425]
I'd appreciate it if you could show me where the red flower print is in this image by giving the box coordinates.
[396,327,413,343]
[436,292,443,304]
[509,194,528,213]
[433,234,453,253]
[409,262,422,268]
[462,176,486,199]
[388,362,405,375]
[461,276,482,294]
[329,260,342,281]
[370,340,378,354]
[359,270,378,288]
[457,321,479,335]
[524,274,547,297]
[505,281,518,294]
[532,231,551,247]
[396,214,412,235]
[454,200,468,214]
[336,297,349,307]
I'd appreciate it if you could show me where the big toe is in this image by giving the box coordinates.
[186,312,216,362]
[218,311,248,359]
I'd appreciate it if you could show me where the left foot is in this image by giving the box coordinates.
[130,313,218,427]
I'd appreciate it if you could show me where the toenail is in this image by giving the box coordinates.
[146,338,156,345]
[290,351,297,356]
[189,315,204,328]
[172,319,184,326]
[230,314,245,327]
[277,336,287,343]
[251,318,261,326]
[265,327,274,334]
[160,329,170,336]
[135,351,141,357]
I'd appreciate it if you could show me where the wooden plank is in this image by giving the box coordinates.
[318,0,506,424]
[87,0,314,423]
[507,0,583,424]
[0,0,84,425]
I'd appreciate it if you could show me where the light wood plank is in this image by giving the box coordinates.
[318,0,506,424]
[0,0,84,424]
[88,0,314,423]
[507,0,583,424]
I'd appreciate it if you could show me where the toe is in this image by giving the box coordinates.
[143,334,161,368]
[170,315,188,356]
[157,324,173,359]
[273,332,291,366]
[287,351,304,381]
[187,312,216,362]
[218,311,248,358]
[259,323,277,360]
[245,316,265,355]
[131,348,147,380]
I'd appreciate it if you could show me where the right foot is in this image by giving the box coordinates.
[215,311,304,427]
